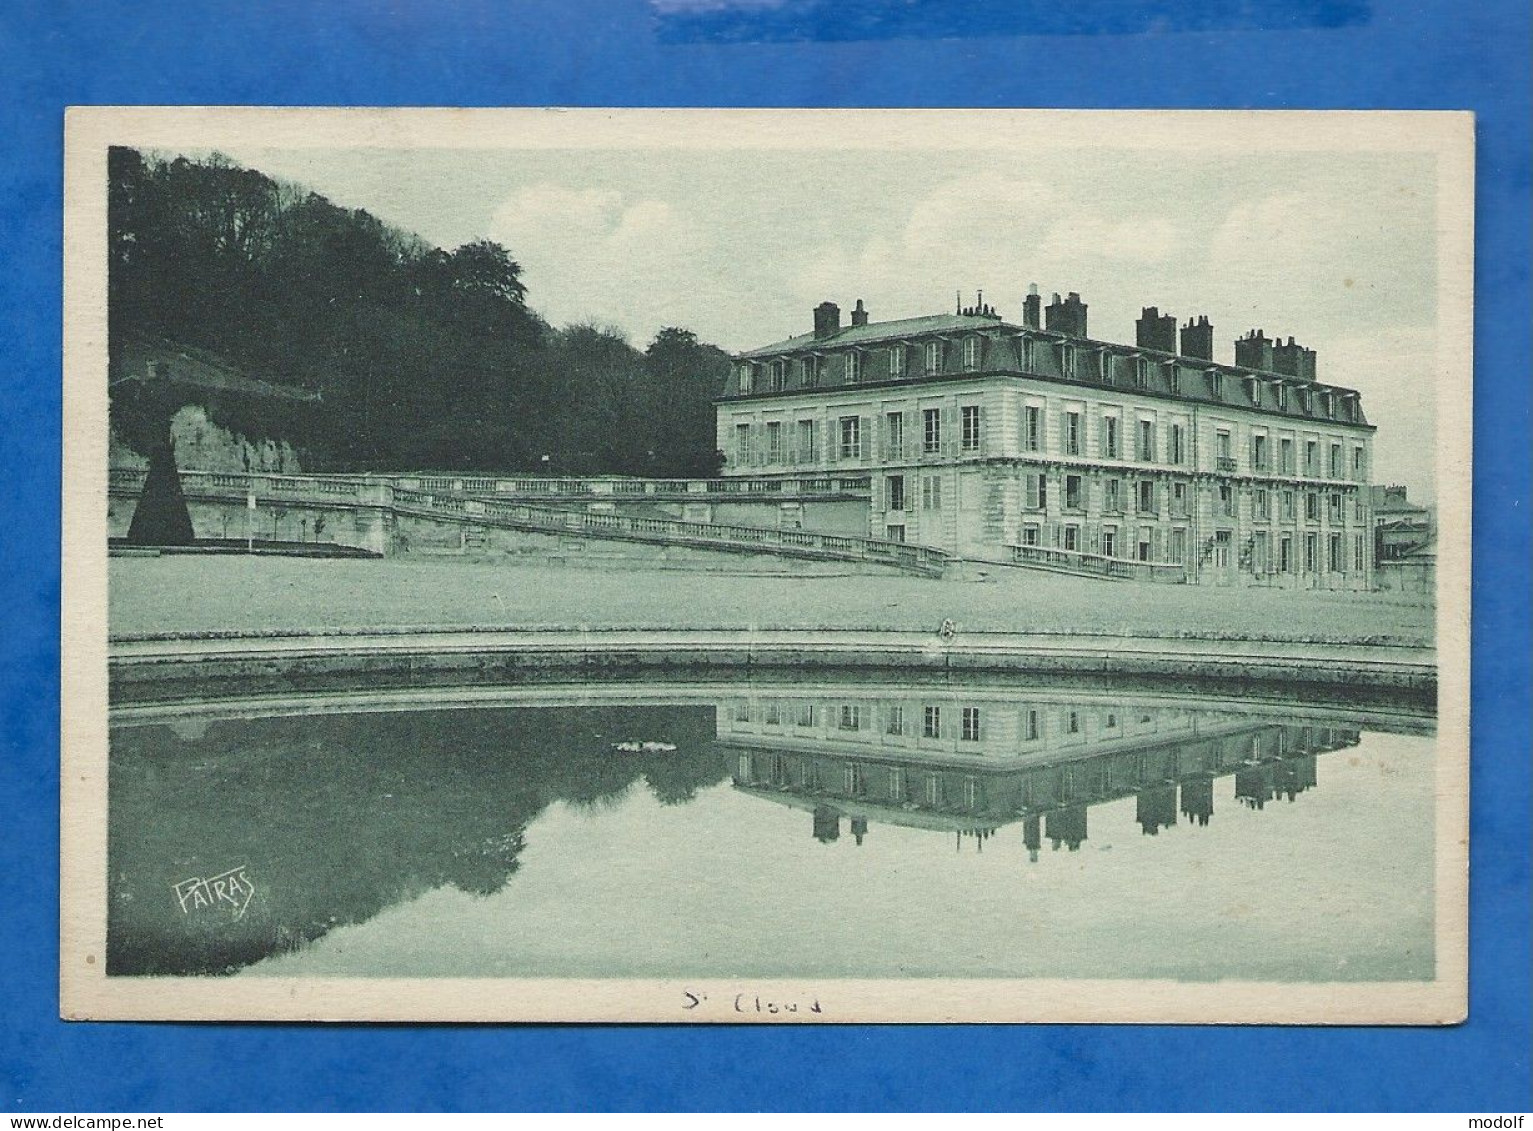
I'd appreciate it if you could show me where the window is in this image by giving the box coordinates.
[766,421,782,463]
[1354,534,1367,571]
[888,767,905,800]
[1280,535,1293,572]
[1277,383,1289,411]
[1255,488,1270,520]
[924,341,943,375]
[1252,434,1268,471]
[1024,472,1047,510]
[842,352,857,385]
[1169,423,1184,465]
[839,416,861,460]
[735,423,752,465]
[1329,492,1343,523]
[1105,478,1122,513]
[801,356,818,387]
[1305,492,1321,522]
[885,524,905,542]
[738,363,754,393]
[923,705,941,739]
[1167,364,1180,395]
[1137,527,1153,562]
[1352,447,1366,481]
[1103,416,1120,458]
[1219,483,1235,517]
[797,419,816,464]
[734,701,751,723]
[963,337,980,370]
[1305,440,1319,476]
[1068,711,1080,735]
[1171,481,1188,516]
[886,474,906,512]
[1330,442,1343,479]
[1137,420,1155,462]
[960,405,982,452]
[923,408,942,454]
[1355,496,1367,522]
[1064,411,1082,455]
[1329,533,1343,572]
[886,705,905,736]
[1065,474,1083,510]
[770,359,787,391]
[1305,532,1318,573]
[1280,437,1295,474]
[1023,405,1042,451]
[1102,527,1118,557]
[961,707,981,742]
[795,703,816,727]
[1021,523,1041,546]
[1282,490,1296,521]
[846,763,867,796]
[1100,351,1114,382]
[1216,429,1234,472]
[889,344,906,377]
[1138,480,1157,515]
[1209,369,1224,398]
[765,702,780,726]
[839,704,861,731]
[885,411,904,459]
[1061,345,1078,378]
[1063,525,1080,552]
[1170,528,1188,564]
[1026,709,1040,741]
[921,475,943,511]
[1135,357,1149,388]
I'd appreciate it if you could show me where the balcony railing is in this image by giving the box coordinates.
[1010,543,1186,583]
[1216,456,1238,473]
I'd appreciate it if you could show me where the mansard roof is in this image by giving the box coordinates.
[728,312,1372,429]
[740,312,1005,358]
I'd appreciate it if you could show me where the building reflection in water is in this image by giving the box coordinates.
[109,685,1366,978]
[721,691,1356,855]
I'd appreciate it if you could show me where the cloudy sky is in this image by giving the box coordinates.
[219,141,1441,500]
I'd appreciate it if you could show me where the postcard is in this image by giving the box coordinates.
[61,107,1471,1022]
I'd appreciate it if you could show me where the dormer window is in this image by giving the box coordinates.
[1099,350,1114,383]
[1135,357,1149,388]
[1209,369,1224,399]
[802,355,819,387]
[924,340,944,375]
[1020,337,1036,372]
[1061,344,1078,379]
[738,363,754,394]
[1246,377,1259,404]
[843,351,859,385]
[1276,382,1289,411]
[770,359,787,392]
[962,336,980,371]
[889,344,907,378]
[1165,362,1179,395]
[1323,391,1334,419]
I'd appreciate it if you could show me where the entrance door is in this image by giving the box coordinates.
[957,471,986,558]
[1212,529,1234,585]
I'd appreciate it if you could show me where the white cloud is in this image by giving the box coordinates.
[488,182,710,342]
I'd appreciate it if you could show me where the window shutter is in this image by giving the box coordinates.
[827,421,838,465]
[860,416,871,462]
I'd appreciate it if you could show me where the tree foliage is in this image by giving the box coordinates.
[108,147,730,475]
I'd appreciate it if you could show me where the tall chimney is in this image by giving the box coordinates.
[813,301,841,340]
[1022,284,1041,330]
[1045,291,1088,338]
[1135,306,1177,353]
[1235,328,1275,372]
[851,298,869,327]
[1180,315,1214,361]
[1272,336,1317,381]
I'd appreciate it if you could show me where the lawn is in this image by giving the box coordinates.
[108,554,1434,646]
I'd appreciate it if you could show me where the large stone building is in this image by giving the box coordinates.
[715,290,1376,586]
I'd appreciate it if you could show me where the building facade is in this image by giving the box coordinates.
[715,292,1376,586]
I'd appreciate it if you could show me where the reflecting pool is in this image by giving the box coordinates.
[108,681,1435,982]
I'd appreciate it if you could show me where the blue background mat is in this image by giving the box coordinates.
[1,0,1527,1112]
